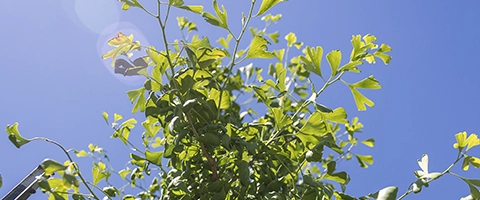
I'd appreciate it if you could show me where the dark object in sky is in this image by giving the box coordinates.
[2,165,48,200]
[114,57,148,76]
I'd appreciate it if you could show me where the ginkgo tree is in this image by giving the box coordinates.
[4,0,480,200]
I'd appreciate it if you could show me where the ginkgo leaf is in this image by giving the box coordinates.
[417,154,429,175]
[348,86,374,111]
[454,131,468,150]
[42,159,67,176]
[355,154,373,168]
[245,36,274,59]
[301,46,323,77]
[362,138,375,147]
[102,32,141,66]
[285,32,297,47]
[327,50,341,77]
[255,0,285,17]
[465,133,480,151]
[170,0,203,14]
[6,123,30,148]
[339,61,362,73]
[213,0,228,28]
[350,76,382,89]
[297,112,328,148]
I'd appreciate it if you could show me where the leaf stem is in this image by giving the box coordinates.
[185,113,219,181]
[30,137,100,200]
[217,0,257,120]
[397,152,465,200]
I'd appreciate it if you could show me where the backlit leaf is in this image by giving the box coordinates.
[348,86,374,111]
[301,46,323,77]
[362,138,375,147]
[209,88,231,109]
[327,50,341,77]
[454,131,468,150]
[127,87,146,113]
[256,0,285,17]
[297,112,328,148]
[102,112,109,125]
[285,32,296,47]
[146,150,163,166]
[245,36,274,59]
[355,154,373,168]
[6,123,30,148]
[350,76,382,89]
[42,159,67,176]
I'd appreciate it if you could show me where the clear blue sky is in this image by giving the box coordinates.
[1,1,480,199]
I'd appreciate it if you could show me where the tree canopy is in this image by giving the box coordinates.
[3,1,480,200]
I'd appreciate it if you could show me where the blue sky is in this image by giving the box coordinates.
[1,0,480,199]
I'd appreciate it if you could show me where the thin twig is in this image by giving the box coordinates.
[30,137,100,200]
[185,113,219,180]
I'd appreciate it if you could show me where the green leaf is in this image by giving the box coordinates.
[102,32,141,66]
[235,160,250,186]
[362,138,375,147]
[268,31,280,44]
[113,113,123,123]
[145,150,163,166]
[201,1,228,30]
[323,172,348,184]
[127,88,146,113]
[102,112,109,125]
[326,50,341,77]
[208,88,231,109]
[245,36,275,59]
[6,123,30,148]
[301,46,323,77]
[41,159,67,176]
[170,0,203,14]
[374,43,393,64]
[212,0,228,29]
[322,107,348,124]
[92,164,106,185]
[461,178,480,199]
[348,86,374,111]
[285,32,297,47]
[202,12,224,29]
[463,156,480,171]
[74,150,88,157]
[297,112,328,148]
[0,173,2,188]
[355,154,373,168]
[103,186,118,197]
[217,34,232,49]
[339,61,362,73]
[119,169,132,180]
[350,75,382,89]
[466,133,480,151]
[346,76,381,111]
[255,0,285,17]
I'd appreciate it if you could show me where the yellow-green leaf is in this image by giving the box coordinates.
[362,138,375,147]
[327,50,341,77]
[42,159,67,176]
[348,86,374,111]
[209,88,231,109]
[6,123,30,148]
[255,0,285,17]
[297,112,328,148]
[285,32,296,47]
[454,131,467,150]
[245,36,274,59]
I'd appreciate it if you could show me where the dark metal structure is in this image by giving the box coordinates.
[1,166,46,200]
